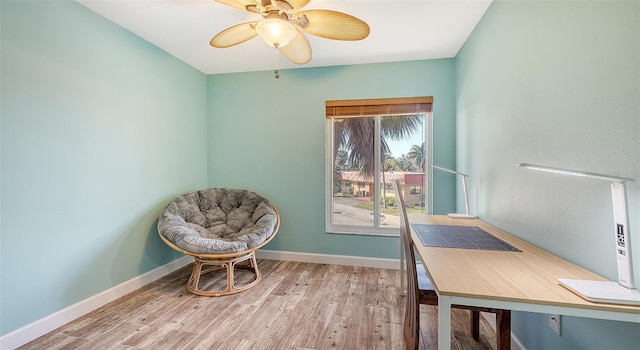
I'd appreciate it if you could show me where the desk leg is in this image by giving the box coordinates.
[438,296,452,349]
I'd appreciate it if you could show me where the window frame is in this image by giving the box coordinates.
[325,97,434,236]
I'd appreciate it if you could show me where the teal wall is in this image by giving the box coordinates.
[456,1,640,349]
[207,61,457,259]
[1,1,208,336]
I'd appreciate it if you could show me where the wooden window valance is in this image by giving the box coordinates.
[326,97,433,118]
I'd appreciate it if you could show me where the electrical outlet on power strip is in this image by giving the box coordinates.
[549,314,561,336]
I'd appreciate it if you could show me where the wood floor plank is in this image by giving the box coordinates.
[259,299,314,350]
[236,295,291,343]
[147,329,199,350]
[183,301,256,349]
[19,260,499,350]
[74,321,142,349]
[117,323,158,348]
[17,332,89,350]
[176,296,234,333]
[289,298,336,349]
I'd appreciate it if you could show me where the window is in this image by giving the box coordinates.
[326,97,433,236]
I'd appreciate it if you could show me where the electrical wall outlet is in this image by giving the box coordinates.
[549,314,561,336]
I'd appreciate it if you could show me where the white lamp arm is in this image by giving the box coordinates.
[517,162,637,303]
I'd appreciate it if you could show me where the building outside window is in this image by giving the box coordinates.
[326,97,432,236]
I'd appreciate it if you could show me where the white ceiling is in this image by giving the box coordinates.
[77,0,492,75]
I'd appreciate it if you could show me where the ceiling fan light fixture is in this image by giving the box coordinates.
[255,18,297,48]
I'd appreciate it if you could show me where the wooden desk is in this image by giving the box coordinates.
[410,215,640,349]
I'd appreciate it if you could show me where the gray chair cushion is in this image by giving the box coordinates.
[158,188,277,255]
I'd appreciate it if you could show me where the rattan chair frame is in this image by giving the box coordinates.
[158,204,280,297]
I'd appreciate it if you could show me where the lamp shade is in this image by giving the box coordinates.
[255,18,297,48]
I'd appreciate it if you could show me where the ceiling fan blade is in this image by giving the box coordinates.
[296,10,370,41]
[215,0,259,11]
[279,30,312,64]
[210,22,258,48]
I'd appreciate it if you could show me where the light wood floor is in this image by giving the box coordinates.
[20,260,498,350]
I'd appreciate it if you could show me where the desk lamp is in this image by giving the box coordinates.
[432,165,475,219]
[517,163,640,305]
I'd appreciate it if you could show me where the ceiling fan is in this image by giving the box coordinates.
[210,0,370,66]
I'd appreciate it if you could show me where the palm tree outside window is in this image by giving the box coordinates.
[325,97,433,236]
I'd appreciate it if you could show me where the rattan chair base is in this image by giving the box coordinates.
[186,252,261,297]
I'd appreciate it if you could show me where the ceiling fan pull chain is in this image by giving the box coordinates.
[274,46,280,79]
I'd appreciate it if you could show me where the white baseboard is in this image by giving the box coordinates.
[0,256,192,350]
[256,250,401,270]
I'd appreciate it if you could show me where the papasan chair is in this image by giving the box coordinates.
[158,188,280,297]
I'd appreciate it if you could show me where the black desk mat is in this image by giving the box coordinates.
[411,224,522,252]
